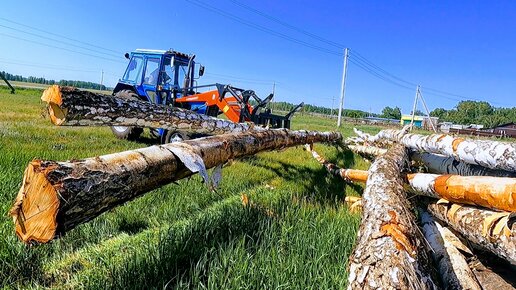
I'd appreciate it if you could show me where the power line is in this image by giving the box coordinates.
[0,59,99,73]
[0,23,122,59]
[228,0,344,49]
[185,0,342,56]
[0,17,122,55]
[0,32,126,64]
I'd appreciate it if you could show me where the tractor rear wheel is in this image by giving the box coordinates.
[110,90,143,140]
[161,130,190,144]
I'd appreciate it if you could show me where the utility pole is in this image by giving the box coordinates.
[271,81,276,112]
[330,96,335,118]
[409,85,420,130]
[100,70,104,91]
[418,88,437,132]
[337,48,349,127]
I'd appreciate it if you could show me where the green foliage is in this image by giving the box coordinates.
[1,71,110,91]
[430,100,515,127]
[0,86,375,289]
[270,101,373,118]
[380,106,401,120]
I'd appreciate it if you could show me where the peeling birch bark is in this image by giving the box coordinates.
[306,148,516,212]
[304,144,368,183]
[347,145,387,158]
[410,151,516,177]
[361,129,516,172]
[427,201,516,266]
[41,85,255,135]
[419,209,481,289]
[347,144,437,290]
[407,173,516,212]
[9,129,342,244]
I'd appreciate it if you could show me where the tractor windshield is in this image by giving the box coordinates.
[123,56,144,83]
[163,56,189,89]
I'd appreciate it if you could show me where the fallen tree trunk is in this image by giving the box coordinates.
[10,129,341,244]
[410,151,516,177]
[347,143,437,289]
[360,129,516,172]
[419,209,481,289]
[407,173,516,212]
[41,85,254,135]
[426,200,516,266]
[306,147,516,212]
[304,144,368,183]
[346,145,387,158]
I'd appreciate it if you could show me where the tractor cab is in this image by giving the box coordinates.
[114,49,201,107]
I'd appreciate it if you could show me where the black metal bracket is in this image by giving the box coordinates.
[0,72,15,94]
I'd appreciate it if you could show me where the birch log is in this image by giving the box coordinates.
[304,144,368,183]
[427,201,516,266]
[41,85,254,135]
[9,129,341,244]
[363,129,516,172]
[410,151,516,177]
[419,209,481,289]
[347,143,437,289]
[346,145,387,158]
[306,147,516,212]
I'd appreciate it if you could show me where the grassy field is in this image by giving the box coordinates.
[0,86,383,289]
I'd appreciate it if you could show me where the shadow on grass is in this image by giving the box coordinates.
[241,148,363,204]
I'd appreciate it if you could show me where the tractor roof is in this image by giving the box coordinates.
[134,49,190,59]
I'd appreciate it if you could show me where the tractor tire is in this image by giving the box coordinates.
[110,90,143,140]
[161,130,190,144]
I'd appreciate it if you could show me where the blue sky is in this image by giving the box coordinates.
[1,0,515,113]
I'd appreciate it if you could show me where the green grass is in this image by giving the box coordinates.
[0,86,382,289]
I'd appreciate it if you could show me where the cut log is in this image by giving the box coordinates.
[419,209,481,289]
[9,129,342,244]
[426,200,516,266]
[407,173,516,212]
[306,147,516,212]
[304,144,368,183]
[41,85,254,135]
[360,128,516,172]
[410,151,516,177]
[346,145,387,158]
[347,143,437,289]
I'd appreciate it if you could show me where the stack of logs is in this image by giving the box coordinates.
[307,127,515,289]
[8,85,515,289]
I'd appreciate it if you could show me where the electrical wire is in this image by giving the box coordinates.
[185,0,342,56]
[0,17,122,54]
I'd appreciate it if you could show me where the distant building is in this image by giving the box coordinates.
[401,115,424,128]
[491,122,516,137]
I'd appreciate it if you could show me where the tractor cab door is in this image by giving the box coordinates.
[141,56,163,104]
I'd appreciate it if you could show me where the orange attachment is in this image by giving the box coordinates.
[175,89,253,123]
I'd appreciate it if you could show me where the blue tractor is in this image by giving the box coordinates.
[112,49,303,143]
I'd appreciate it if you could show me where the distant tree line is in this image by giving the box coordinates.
[269,101,375,118]
[430,100,515,128]
[1,71,110,91]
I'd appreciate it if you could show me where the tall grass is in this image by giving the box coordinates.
[0,87,373,289]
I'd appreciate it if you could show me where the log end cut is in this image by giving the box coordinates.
[9,161,59,244]
[41,85,67,125]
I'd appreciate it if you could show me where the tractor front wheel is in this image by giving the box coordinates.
[110,90,143,140]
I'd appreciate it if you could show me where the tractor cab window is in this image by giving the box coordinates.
[123,56,144,83]
[143,57,161,86]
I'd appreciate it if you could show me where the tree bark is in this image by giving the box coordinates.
[9,129,341,244]
[347,144,437,290]
[41,85,254,135]
[305,144,368,183]
[362,129,516,172]
[305,147,516,212]
[419,209,482,290]
[410,151,516,177]
[426,200,516,266]
[346,145,387,158]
